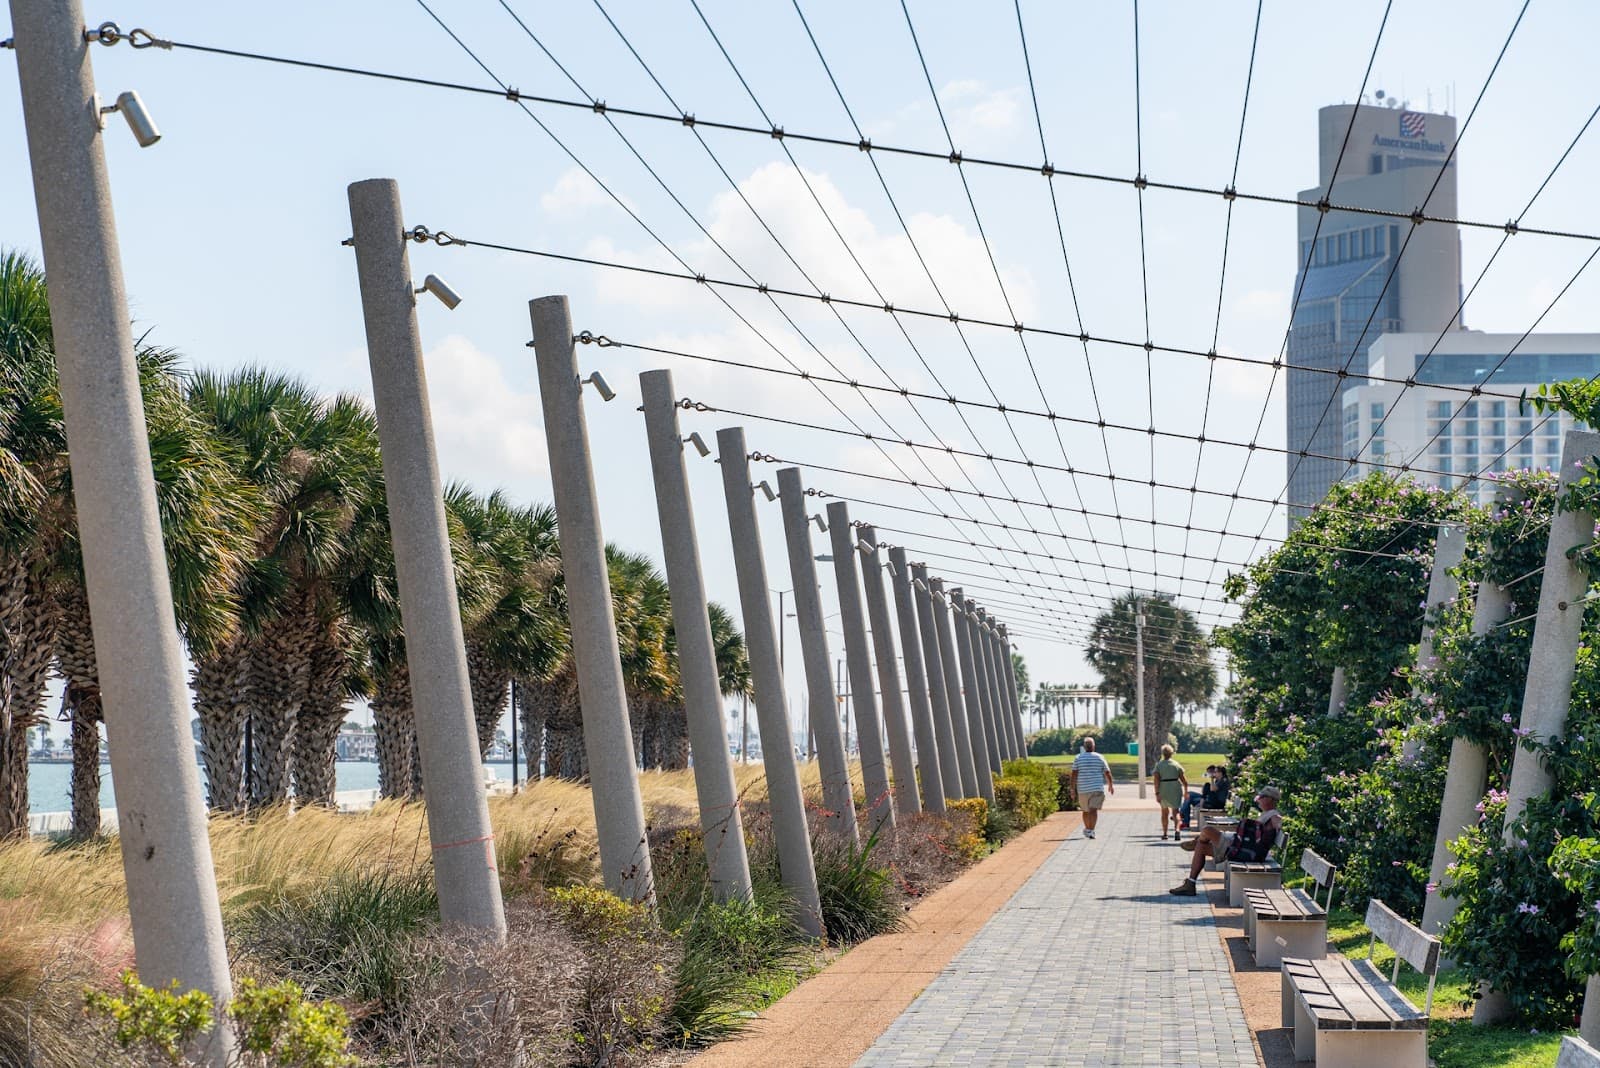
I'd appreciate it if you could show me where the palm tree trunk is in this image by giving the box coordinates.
[67,681,103,838]
[0,561,58,839]
[517,676,551,781]
[371,663,414,800]
[247,608,316,807]
[465,644,509,760]
[663,705,690,771]
[292,634,350,807]
[193,639,250,811]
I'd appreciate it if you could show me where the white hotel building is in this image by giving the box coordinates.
[1340,331,1598,505]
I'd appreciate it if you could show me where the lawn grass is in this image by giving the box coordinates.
[1323,906,1569,1068]
[1032,751,1228,785]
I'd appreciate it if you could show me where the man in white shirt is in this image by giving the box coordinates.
[1069,737,1115,839]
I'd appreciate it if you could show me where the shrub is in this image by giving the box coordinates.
[232,870,436,1013]
[1054,769,1078,812]
[546,886,677,1060]
[879,812,978,896]
[1170,721,1235,754]
[666,894,805,1047]
[811,832,904,944]
[993,760,1057,830]
[1025,727,1078,757]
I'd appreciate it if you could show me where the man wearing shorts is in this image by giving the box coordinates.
[1069,737,1115,839]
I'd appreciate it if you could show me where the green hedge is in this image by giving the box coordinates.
[992,759,1057,830]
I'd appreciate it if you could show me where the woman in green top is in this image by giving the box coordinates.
[1152,745,1189,841]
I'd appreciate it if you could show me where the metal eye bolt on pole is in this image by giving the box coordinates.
[349,178,506,935]
[10,6,232,1058]
[529,295,654,904]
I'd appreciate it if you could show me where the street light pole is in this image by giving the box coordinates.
[1135,598,1148,800]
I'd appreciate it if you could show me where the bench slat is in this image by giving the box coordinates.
[1249,887,1326,921]
[1287,955,1427,1031]
[1366,899,1441,977]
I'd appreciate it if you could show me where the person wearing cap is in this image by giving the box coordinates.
[1169,785,1282,896]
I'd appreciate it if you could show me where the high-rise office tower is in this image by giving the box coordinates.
[1285,102,1463,520]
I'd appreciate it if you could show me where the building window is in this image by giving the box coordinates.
[1489,420,1505,436]
[1490,401,1506,418]
[1370,402,1385,419]
[1438,458,1452,473]
[1461,420,1478,437]
[1437,438,1451,455]
[1519,437,1534,455]
[1464,402,1479,418]
[1430,401,1450,418]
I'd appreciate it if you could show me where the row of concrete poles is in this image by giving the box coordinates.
[8,3,1027,1054]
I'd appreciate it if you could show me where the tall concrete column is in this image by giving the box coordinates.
[718,432,823,936]
[930,578,980,797]
[11,0,233,1041]
[889,547,945,812]
[962,596,1006,773]
[1583,977,1600,1046]
[1423,491,1518,936]
[776,468,858,846]
[827,503,893,832]
[531,296,653,904]
[1475,430,1600,1025]
[1327,667,1348,717]
[353,182,508,934]
[912,564,964,800]
[1418,524,1468,670]
[949,589,996,794]
[977,611,1015,761]
[858,526,920,816]
[999,626,1029,757]
[640,371,752,900]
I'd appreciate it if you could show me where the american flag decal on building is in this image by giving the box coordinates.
[1399,111,1426,138]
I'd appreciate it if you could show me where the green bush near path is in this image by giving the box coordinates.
[992,759,1057,829]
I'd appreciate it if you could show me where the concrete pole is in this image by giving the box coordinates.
[889,547,945,812]
[1327,667,1348,717]
[912,564,964,801]
[530,297,653,904]
[640,371,752,900]
[976,610,1015,762]
[826,503,893,832]
[352,182,508,934]
[962,598,1005,773]
[776,468,858,846]
[1475,429,1600,1025]
[718,431,823,936]
[947,589,994,798]
[1583,978,1600,1047]
[994,622,1023,758]
[930,579,980,797]
[11,0,233,1041]
[858,526,920,816]
[1421,502,1514,935]
[998,626,1028,757]
[1135,602,1148,798]
[1418,524,1468,670]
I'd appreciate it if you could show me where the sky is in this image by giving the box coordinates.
[5,0,1600,742]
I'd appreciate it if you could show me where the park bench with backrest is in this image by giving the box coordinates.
[1219,825,1288,899]
[1280,899,1439,1068]
[1244,849,1336,967]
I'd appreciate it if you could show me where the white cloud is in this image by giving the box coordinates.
[541,167,625,216]
[420,335,549,494]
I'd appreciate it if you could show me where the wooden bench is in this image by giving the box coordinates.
[1280,899,1439,1067]
[1558,1036,1600,1068]
[1245,850,1335,967]
[1195,805,1228,833]
[1221,826,1288,902]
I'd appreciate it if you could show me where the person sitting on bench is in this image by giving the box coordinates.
[1180,764,1230,829]
[1170,785,1281,896]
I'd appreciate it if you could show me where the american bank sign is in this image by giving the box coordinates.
[1373,110,1449,153]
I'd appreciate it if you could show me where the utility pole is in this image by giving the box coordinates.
[530,296,654,905]
[911,564,964,800]
[740,693,750,764]
[888,547,945,813]
[351,179,507,936]
[641,369,753,901]
[11,2,233,1047]
[718,431,824,936]
[1135,598,1148,800]
[857,525,919,816]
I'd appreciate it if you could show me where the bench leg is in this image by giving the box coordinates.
[1281,966,1295,1028]
[1254,920,1329,968]
[1293,994,1316,1062]
[1314,1029,1427,1068]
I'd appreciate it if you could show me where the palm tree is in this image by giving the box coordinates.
[185,369,380,809]
[0,252,68,838]
[53,344,262,835]
[1086,591,1216,756]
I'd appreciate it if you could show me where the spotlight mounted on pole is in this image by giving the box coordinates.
[756,480,776,502]
[811,513,828,533]
[415,273,462,310]
[95,89,160,147]
[582,371,616,402]
[684,431,710,457]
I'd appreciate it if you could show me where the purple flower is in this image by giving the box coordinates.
[1517,902,1541,915]
[1502,713,1515,723]
[1513,727,1532,738]
[1425,881,1438,894]
[1391,860,1402,867]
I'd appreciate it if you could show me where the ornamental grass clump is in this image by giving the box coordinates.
[811,831,903,944]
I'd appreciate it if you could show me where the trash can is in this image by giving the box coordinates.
[1127,742,1139,756]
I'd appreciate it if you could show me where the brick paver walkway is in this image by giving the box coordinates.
[855,809,1258,1067]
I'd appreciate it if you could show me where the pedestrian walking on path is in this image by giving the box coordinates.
[1069,736,1114,839]
[1153,744,1188,840]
